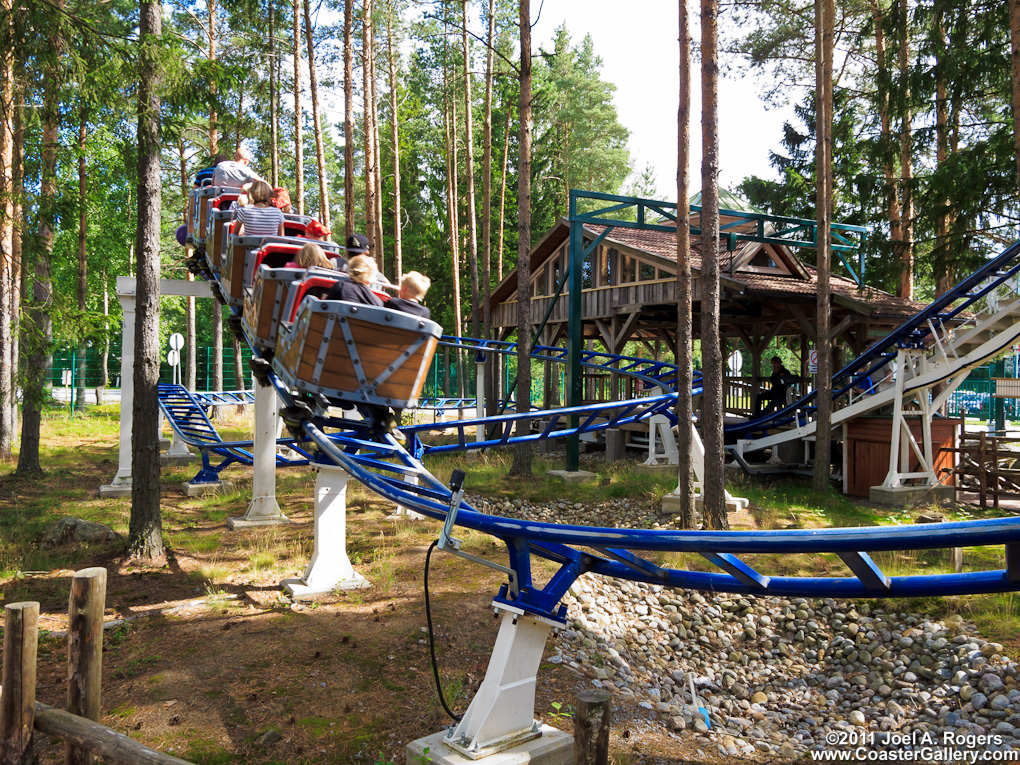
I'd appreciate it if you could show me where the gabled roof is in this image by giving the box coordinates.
[487,219,926,319]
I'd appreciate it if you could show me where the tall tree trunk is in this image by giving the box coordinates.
[508,0,532,478]
[178,140,197,391]
[231,334,245,414]
[812,0,835,494]
[18,0,63,475]
[386,1,402,279]
[9,65,23,438]
[497,102,510,281]
[208,0,218,155]
[894,0,913,300]
[304,0,330,229]
[371,39,384,268]
[443,32,462,344]
[933,5,953,296]
[129,0,165,560]
[269,0,279,187]
[870,0,900,285]
[699,0,726,528]
[482,0,495,416]
[293,0,304,214]
[1011,0,1020,206]
[75,104,88,412]
[462,0,480,340]
[363,0,379,252]
[99,266,109,404]
[673,0,696,528]
[343,0,355,239]
[0,0,14,459]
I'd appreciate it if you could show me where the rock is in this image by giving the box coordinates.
[668,716,686,731]
[887,700,905,717]
[41,517,121,547]
[980,674,1005,694]
[693,719,709,734]
[850,711,867,727]
[972,693,989,711]
[751,692,768,705]
[981,643,1003,658]
[960,686,976,702]
[779,742,797,760]
[255,728,282,747]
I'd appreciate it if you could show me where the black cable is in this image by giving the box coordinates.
[425,540,463,722]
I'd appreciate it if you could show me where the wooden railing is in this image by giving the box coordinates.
[1,568,192,765]
[948,432,1020,508]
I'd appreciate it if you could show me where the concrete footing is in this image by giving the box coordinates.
[98,483,132,499]
[869,484,955,506]
[605,429,626,463]
[160,453,197,467]
[406,726,572,765]
[546,469,598,484]
[282,572,369,600]
[227,515,291,529]
[181,480,233,497]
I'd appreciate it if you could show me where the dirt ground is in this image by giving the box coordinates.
[1,424,732,765]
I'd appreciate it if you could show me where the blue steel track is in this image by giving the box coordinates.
[160,236,1020,622]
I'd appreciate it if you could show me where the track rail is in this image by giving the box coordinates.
[172,224,1020,616]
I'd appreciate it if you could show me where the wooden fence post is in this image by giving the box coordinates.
[574,689,611,765]
[66,568,108,765]
[1,601,40,765]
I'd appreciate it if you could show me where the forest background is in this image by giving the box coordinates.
[0,0,1018,462]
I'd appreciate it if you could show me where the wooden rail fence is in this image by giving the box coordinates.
[949,432,1020,509]
[0,567,193,765]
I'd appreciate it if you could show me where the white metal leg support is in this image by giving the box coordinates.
[476,360,486,443]
[642,414,679,466]
[389,472,426,520]
[99,284,136,497]
[282,463,368,599]
[882,350,941,489]
[228,381,289,528]
[444,605,556,759]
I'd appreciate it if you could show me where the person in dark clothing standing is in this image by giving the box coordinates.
[754,355,796,417]
[387,271,431,319]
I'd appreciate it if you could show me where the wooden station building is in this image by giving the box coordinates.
[487,206,925,416]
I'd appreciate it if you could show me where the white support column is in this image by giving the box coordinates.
[476,359,486,443]
[101,277,212,497]
[228,381,289,528]
[99,282,137,497]
[440,606,570,761]
[282,464,368,599]
[389,472,426,520]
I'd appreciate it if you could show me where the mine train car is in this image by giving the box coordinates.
[186,183,441,412]
[272,296,442,410]
[221,235,342,309]
[242,267,340,352]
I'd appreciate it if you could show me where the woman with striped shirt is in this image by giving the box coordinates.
[233,181,285,238]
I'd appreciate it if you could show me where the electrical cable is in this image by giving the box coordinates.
[425,540,463,722]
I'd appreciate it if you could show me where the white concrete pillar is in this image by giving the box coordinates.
[282,464,368,599]
[99,283,137,497]
[228,381,288,528]
[476,359,486,443]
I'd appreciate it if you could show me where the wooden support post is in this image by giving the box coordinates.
[1,601,40,765]
[66,568,108,765]
[979,432,988,509]
[574,689,612,765]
